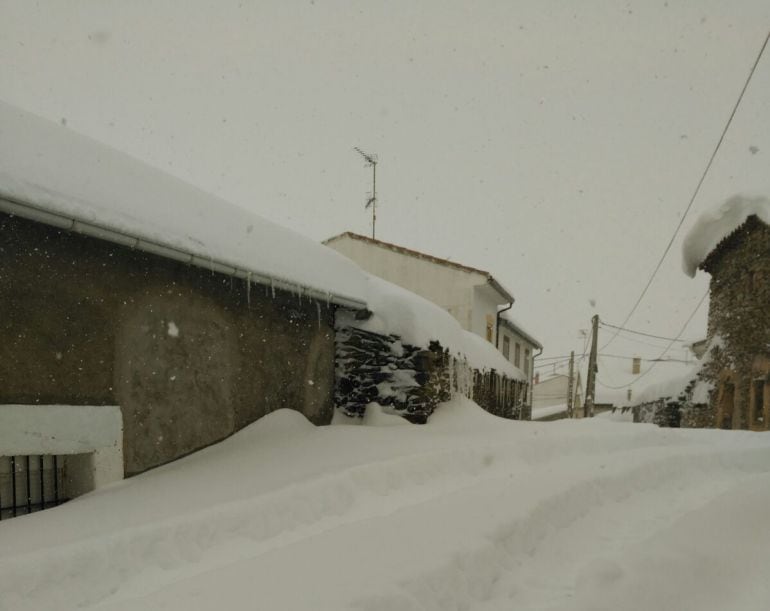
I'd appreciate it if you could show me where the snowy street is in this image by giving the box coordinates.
[2,400,769,611]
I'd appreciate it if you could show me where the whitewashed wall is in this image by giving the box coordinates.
[0,404,123,496]
[327,237,489,332]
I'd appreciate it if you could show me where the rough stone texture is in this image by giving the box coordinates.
[0,213,335,474]
[696,215,770,431]
[335,320,528,422]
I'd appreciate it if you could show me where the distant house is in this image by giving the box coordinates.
[532,371,583,420]
[324,232,542,380]
[681,197,770,430]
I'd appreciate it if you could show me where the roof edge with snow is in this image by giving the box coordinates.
[681,195,770,277]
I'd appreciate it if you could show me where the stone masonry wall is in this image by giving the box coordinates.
[700,218,770,430]
[335,316,528,422]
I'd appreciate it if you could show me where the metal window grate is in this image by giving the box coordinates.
[0,455,67,520]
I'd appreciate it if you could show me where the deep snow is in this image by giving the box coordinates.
[2,399,769,611]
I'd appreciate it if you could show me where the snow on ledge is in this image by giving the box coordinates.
[682,194,770,277]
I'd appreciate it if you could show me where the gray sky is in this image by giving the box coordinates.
[2,1,769,392]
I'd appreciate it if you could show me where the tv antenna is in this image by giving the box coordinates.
[354,147,378,239]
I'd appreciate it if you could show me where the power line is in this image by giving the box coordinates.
[602,28,770,351]
[597,290,709,390]
[599,321,693,343]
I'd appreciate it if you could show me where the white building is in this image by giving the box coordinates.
[532,371,584,420]
[324,232,542,375]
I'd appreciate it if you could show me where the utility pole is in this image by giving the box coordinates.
[584,314,599,418]
[354,147,378,239]
[567,350,575,418]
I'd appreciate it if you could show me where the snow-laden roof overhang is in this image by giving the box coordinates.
[0,101,369,309]
[681,194,770,278]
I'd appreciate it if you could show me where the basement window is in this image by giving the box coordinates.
[0,454,69,520]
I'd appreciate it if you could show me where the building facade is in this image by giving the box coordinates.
[324,232,541,375]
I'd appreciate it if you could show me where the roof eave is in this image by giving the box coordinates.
[1,197,367,310]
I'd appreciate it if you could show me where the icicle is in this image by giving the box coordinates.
[316,300,322,330]
[246,272,252,307]
[271,278,275,299]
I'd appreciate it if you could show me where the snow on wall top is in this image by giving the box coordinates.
[0,100,369,306]
[682,194,770,277]
[359,276,527,381]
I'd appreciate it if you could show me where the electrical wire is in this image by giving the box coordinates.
[599,321,692,343]
[601,29,770,351]
[597,290,709,390]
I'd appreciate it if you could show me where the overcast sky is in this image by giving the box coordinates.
[2,1,769,395]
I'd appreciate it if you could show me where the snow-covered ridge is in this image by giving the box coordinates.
[0,100,370,307]
[682,194,770,277]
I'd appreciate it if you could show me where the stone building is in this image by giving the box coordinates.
[0,100,371,516]
[682,197,770,430]
[1,101,532,518]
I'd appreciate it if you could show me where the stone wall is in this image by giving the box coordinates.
[699,217,770,430]
[0,213,336,475]
[335,315,528,422]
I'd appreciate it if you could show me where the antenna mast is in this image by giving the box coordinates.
[354,147,378,239]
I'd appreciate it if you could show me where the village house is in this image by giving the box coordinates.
[1,102,529,518]
[680,196,770,430]
[323,232,542,391]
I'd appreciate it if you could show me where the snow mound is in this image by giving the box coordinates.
[682,194,770,277]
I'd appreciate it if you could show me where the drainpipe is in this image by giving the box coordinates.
[528,346,544,419]
[495,301,514,348]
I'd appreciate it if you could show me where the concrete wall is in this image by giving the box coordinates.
[0,403,124,497]
[326,236,487,332]
[0,213,336,475]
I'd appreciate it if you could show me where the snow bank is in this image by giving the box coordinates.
[682,194,770,277]
[0,100,370,306]
[3,399,770,611]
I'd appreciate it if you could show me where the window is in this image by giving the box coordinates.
[514,343,521,367]
[502,336,510,359]
[524,349,530,376]
[485,314,494,343]
[632,357,641,374]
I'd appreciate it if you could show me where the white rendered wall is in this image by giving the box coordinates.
[499,327,538,376]
[532,376,569,409]
[327,237,487,331]
[0,404,124,495]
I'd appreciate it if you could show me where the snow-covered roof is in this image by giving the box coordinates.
[0,101,527,380]
[0,100,369,308]
[324,231,515,303]
[682,194,770,278]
